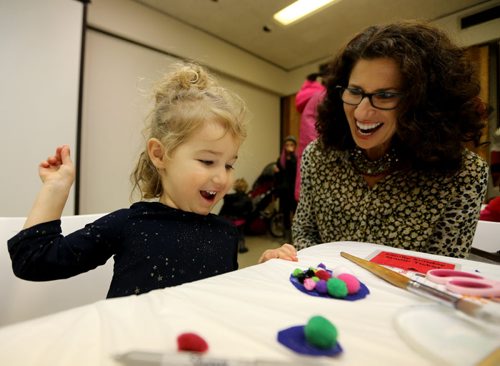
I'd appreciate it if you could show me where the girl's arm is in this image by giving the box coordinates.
[258,243,297,263]
[24,145,75,229]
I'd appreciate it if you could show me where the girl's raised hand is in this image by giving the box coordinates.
[39,145,75,189]
[23,145,76,229]
[258,243,298,263]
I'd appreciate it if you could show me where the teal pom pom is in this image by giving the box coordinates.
[326,278,348,298]
[304,316,338,349]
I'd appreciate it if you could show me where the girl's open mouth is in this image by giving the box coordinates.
[200,190,217,201]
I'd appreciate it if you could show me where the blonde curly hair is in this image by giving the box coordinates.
[131,62,247,200]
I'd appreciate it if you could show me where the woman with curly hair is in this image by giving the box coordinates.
[259,21,490,263]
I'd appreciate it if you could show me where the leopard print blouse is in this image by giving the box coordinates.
[293,140,488,258]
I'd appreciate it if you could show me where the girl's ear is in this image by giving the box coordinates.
[147,138,166,169]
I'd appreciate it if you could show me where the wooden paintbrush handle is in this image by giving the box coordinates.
[477,347,500,366]
[340,251,410,289]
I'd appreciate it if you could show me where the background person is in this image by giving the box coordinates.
[219,178,253,253]
[294,66,327,201]
[260,21,489,263]
[274,135,298,242]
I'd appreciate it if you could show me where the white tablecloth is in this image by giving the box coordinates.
[0,241,499,366]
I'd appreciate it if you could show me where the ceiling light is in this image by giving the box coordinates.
[273,0,337,26]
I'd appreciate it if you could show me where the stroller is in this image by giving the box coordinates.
[245,162,285,238]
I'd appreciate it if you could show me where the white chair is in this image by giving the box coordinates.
[471,220,500,262]
[0,214,113,326]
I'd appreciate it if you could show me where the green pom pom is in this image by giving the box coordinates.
[326,278,348,298]
[304,316,338,349]
[292,268,303,277]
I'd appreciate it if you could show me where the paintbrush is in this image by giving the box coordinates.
[340,251,500,324]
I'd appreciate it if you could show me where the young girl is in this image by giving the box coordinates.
[8,63,247,298]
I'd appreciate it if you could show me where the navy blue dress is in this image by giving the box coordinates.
[8,202,239,298]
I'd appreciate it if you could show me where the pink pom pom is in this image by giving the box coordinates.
[337,273,360,294]
[177,332,209,353]
[304,277,316,291]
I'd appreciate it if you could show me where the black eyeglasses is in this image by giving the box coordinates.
[336,86,404,110]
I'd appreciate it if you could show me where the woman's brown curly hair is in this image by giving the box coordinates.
[316,21,489,172]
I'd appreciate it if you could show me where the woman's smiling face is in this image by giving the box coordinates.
[343,58,402,160]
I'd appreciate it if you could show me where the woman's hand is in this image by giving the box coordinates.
[258,243,298,263]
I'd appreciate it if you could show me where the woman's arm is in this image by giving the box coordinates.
[292,142,321,250]
[24,145,75,229]
[427,152,488,257]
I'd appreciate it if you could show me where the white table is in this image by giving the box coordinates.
[0,241,498,366]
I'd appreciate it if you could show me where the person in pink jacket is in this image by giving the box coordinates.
[294,73,326,201]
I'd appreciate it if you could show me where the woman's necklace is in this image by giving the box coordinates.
[349,147,399,176]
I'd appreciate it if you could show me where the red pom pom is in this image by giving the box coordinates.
[177,332,209,353]
[315,269,331,281]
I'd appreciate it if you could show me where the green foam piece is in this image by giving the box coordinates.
[326,278,348,298]
[304,315,338,349]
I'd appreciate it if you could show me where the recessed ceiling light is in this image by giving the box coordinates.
[273,0,337,26]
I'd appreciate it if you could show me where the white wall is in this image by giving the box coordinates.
[0,0,82,217]
[87,0,294,94]
[87,0,500,94]
[80,30,164,213]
